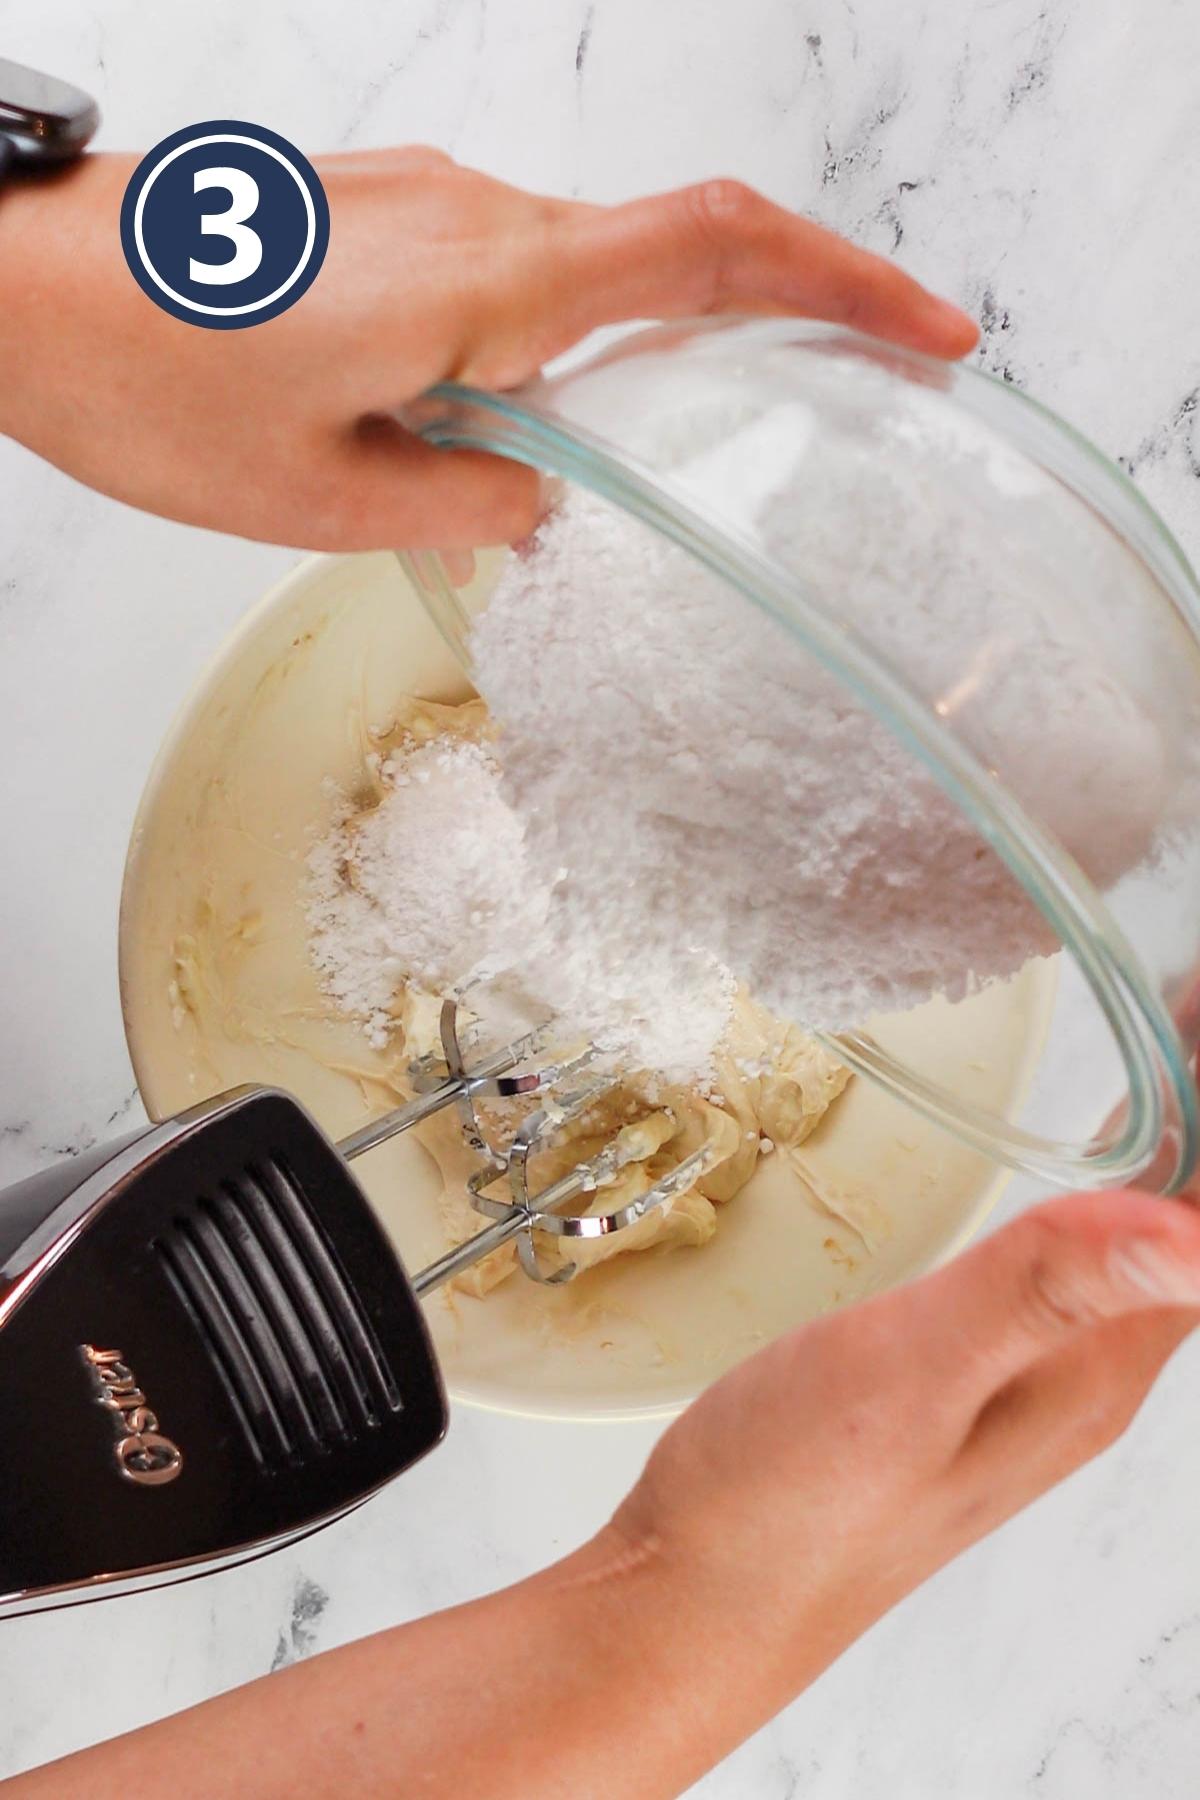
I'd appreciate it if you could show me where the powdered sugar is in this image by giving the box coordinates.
[470,385,1169,1046]
[307,737,545,1048]
[472,484,1046,1047]
[307,722,734,1080]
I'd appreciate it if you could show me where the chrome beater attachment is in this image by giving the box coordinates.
[335,1001,717,1295]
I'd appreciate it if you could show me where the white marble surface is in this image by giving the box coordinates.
[2,0,1200,1791]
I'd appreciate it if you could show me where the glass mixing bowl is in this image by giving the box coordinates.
[397,319,1200,1194]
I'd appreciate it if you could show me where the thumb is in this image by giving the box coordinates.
[905,1188,1200,1401]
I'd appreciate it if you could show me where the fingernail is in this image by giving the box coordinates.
[538,472,565,516]
[928,295,979,344]
[1110,1239,1200,1305]
[1136,1126,1184,1195]
[441,546,477,588]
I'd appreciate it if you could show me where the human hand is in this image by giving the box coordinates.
[596,1187,1200,1776]
[0,149,975,550]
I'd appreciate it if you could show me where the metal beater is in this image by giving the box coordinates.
[340,998,719,1294]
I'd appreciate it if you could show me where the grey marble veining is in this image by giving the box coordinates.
[1,1,1199,1792]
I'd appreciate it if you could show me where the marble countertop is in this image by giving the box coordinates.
[3,1,1200,1792]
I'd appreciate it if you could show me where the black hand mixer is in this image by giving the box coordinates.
[0,1001,713,1616]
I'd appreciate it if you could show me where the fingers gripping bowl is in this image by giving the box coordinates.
[121,322,1200,1419]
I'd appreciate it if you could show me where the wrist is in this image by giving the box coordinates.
[596,1485,893,1718]
[522,1520,804,1796]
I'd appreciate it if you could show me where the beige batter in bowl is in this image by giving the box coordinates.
[119,551,1056,1421]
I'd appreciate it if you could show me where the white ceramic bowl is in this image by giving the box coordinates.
[120,551,1054,1421]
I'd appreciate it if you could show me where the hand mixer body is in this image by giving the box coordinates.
[0,1088,448,1616]
[0,1003,704,1615]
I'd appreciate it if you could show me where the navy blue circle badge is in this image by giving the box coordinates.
[120,121,329,329]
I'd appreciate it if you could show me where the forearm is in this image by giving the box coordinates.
[3,1524,826,1800]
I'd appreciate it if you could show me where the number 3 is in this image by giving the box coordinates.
[190,167,263,286]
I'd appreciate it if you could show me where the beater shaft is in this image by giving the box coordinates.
[410,1212,528,1297]
[335,1037,529,1162]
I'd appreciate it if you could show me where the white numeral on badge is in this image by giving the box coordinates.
[189,167,263,285]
